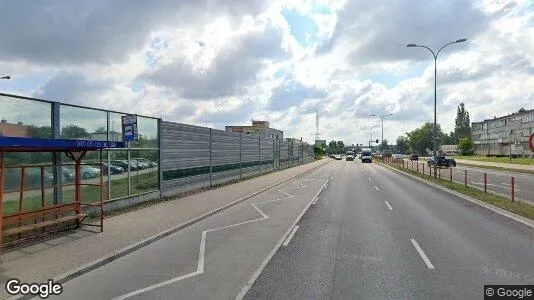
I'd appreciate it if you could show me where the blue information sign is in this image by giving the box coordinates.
[122,114,138,142]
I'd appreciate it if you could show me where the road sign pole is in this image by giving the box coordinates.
[484,173,487,194]
[511,176,515,202]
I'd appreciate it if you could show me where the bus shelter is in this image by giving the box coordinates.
[0,136,126,255]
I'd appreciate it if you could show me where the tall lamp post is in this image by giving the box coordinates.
[371,113,394,151]
[406,38,467,178]
[0,76,11,80]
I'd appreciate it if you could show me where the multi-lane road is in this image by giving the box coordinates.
[399,159,534,204]
[43,159,533,300]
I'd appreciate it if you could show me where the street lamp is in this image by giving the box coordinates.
[0,76,11,80]
[371,113,394,147]
[406,38,467,178]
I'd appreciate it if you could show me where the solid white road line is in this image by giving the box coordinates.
[410,239,435,269]
[384,201,393,211]
[311,179,330,205]
[374,186,379,191]
[282,226,299,246]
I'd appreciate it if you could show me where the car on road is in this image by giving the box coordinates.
[361,148,372,163]
[345,151,355,161]
[410,154,419,161]
[333,154,342,160]
[427,156,456,168]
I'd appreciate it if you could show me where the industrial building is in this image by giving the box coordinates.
[225,120,283,140]
[471,109,534,156]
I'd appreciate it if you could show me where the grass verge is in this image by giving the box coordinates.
[379,161,534,221]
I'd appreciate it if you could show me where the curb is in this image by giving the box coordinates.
[9,159,331,300]
[376,161,534,229]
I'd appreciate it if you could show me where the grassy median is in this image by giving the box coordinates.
[379,161,534,221]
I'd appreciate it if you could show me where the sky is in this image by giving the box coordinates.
[1,0,533,145]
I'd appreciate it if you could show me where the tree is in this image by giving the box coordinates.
[94,126,107,134]
[458,137,473,155]
[314,146,325,158]
[328,140,337,153]
[336,141,345,153]
[406,122,445,155]
[26,125,52,139]
[441,132,455,144]
[379,140,389,151]
[454,103,471,140]
[396,136,407,154]
[60,125,89,139]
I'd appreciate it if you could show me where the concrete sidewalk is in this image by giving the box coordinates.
[0,159,329,300]
[454,159,534,171]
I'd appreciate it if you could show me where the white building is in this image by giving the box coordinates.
[471,109,534,156]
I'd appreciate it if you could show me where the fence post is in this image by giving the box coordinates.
[209,128,213,187]
[239,132,242,180]
[511,176,515,202]
[403,160,405,168]
[272,139,275,171]
[417,162,419,173]
[464,170,467,187]
[450,168,452,182]
[423,163,425,175]
[484,173,487,194]
[258,136,261,174]
[438,167,441,179]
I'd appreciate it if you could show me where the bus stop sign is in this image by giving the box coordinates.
[122,114,138,142]
[529,132,534,153]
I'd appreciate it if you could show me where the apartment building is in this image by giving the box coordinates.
[471,109,534,156]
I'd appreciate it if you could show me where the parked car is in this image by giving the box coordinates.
[393,154,404,162]
[103,163,124,175]
[410,154,419,161]
[110,160,139,171]
[132,157,157,168]
[131,159,150,170]
[427,156,456,168]
[3,168,54,190]
[79,166,101,179]
[61,167,75,182]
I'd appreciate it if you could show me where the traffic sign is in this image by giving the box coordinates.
[529,132,534,152]
[122,114,138,142]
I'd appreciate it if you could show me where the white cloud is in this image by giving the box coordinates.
[1,0,533,146]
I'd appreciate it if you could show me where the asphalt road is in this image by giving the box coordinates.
[400,159,534,205]
[244,159,534,300]
[47,166,332,300]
